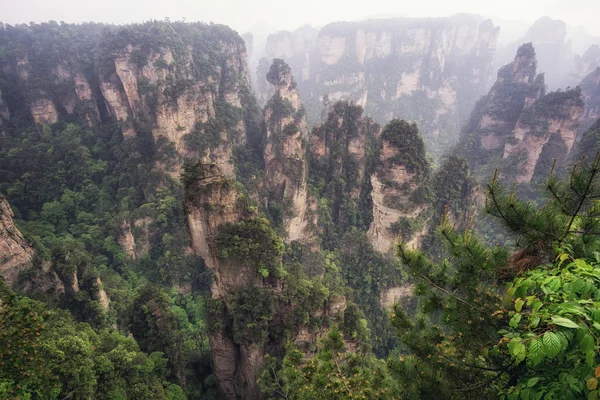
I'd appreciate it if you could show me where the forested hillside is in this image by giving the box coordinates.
[1,18,600,400]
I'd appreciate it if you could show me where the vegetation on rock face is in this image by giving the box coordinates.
[380,119,430,178]
[216,217,286,278]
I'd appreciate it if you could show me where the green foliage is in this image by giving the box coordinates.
[390,155,600,398]
[215,217,286,278]
[266,58,292,86]
[497,256,600,399]
[230,287,275,345]
[0,282,182,399]
[308,101,377,247]
[258,327,402,399]
[380,119,430,178]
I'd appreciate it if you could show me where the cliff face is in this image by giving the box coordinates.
[0,22,258,178]
[259,15,499,156]
[459,43,585,183]
[0,196,34,285]
[367,120,430,254]
[264,27,317,80]
[309,100,380,235]
[185,163,270,400]
[569,45,600,87]
[495,17,575,90]
[263,60,310,241]
[459,43,544,164]
[503,89,584,183]
[578,67,600,133]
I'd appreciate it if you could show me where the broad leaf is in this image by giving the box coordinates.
[515,298,524,312]
[528,337,544,365]
[542,331,561,358]
[551,316,579,329]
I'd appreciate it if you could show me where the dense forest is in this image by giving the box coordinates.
[0,17,600,400]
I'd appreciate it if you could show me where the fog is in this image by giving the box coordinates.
[1,0,599,36]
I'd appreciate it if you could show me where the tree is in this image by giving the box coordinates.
[258,326,401,399]
[391,154,600,399]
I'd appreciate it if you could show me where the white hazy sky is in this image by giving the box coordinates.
[1,0,599,36]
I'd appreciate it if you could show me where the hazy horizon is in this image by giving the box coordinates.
[1,0,599,37]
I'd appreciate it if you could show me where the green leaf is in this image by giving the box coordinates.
[588,391,598,400]
[529,337,544,365]
[508,340,526,363]
[552,316,579,329]
[557,253,569,268]
[543,331,561,358]
[529,315,540,328]
[515,298,525,312]
[527,377,540,387]
[580,334,595,352]
[588,350,596,367]
[509,313,522,328]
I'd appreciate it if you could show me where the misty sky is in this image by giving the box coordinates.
[1,0,599,36]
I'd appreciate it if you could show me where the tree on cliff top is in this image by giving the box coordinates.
[392,154,600,399]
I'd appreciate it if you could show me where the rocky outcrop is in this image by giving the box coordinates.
[0,196,34,285]
[569,45,600,87]
[259,15,499,156]
[0,22,258,178]
[185,163,266,400]
[309,101,380,230]
[380,284,415,309]
[263,26,318,83]
[118,218,152,260]
[462,43,545,160]
[495,17,575,90]
[569,119,600,163]
[95,30,253,175]
[367,120,430,254]
[459,43,585,182]
[578,67,600,133]
[503,89,584,183]
[263,59,310,241]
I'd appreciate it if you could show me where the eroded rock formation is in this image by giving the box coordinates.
[258,15,499,155]
[0,195,34,285]
[495,17,575,90]
[579,67,600,133]
[0,23,259,178]
[367,120,430,253]
[459,43,584,182]
[185,163,267,400]
[263,59,310,241]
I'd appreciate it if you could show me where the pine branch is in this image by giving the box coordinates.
[559,154,600,243]
[452,365,511,393]
[397,244,487,315]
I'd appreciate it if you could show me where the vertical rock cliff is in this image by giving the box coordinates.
[578,67,600,133]
[0,22,261,178]
[309,100,379,233]
[367,120,430,253]
[495,17,575,90]
[0,196,34,285]
[458,43,545,166]
[259,14,499,156]
[184,163,279,400]
[459,43,584,183]
[263,59,310,242]
[503,88,584,183]
[569,45,600,87]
